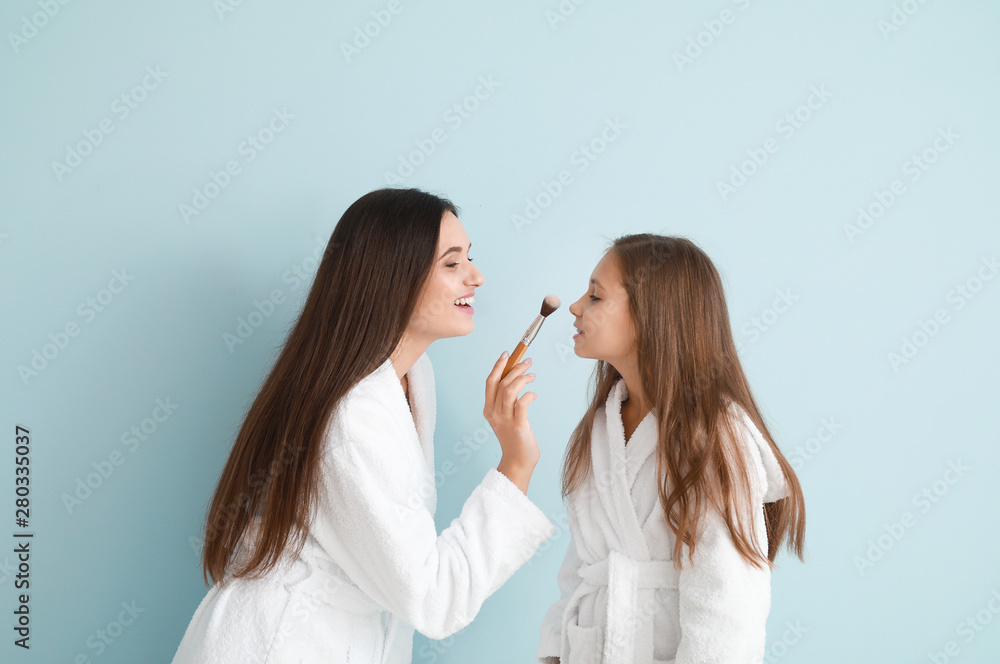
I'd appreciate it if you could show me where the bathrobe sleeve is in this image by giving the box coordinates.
[536,534,584,663]
[673,440,772,662]
[312,396,556,640]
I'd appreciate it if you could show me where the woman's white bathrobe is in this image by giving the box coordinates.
[171,352,556,663]
[537,379,790,664]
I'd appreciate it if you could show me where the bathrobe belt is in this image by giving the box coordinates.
[566,550,679,664]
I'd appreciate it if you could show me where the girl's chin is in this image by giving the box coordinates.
[573,346,602,361]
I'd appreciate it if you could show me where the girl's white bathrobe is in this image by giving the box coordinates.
[536,379,790,664]
[171,352,556,664]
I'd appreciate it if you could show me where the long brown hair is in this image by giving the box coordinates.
[201,188,457,585]
[562,234,805,570]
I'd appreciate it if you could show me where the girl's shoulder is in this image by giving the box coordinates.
[721,400,789,503]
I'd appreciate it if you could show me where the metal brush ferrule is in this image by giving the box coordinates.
[520,315,544,346]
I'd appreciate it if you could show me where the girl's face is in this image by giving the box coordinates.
[568,251,635,365]
[408,211,484,342]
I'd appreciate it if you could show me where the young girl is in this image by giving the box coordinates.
[537,234,806,664]
[170,188,553,663]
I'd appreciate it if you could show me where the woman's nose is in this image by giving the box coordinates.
[469,264,484,287]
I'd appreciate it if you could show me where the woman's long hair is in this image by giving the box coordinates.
[201,188,457,585]
[561,234,806,570]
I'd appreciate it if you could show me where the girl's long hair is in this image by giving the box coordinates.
[561,234,806,570]
[201,188,457,585]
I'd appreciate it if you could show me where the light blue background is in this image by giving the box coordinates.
[2,1,999,662]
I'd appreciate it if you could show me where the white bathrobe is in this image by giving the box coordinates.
[537,379,790,664]
[171,352,555,664]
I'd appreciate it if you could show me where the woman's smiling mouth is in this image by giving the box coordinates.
[454,294,475,314]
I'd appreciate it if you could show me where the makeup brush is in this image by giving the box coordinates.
[501,295,561,380]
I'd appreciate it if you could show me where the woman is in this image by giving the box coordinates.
[171,188,554,663]
[536,235,807,664]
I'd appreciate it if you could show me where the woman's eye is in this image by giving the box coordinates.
[447,256,474,268]
[589,295,599,301]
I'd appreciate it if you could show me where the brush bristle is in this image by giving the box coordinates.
[540,294,560,317]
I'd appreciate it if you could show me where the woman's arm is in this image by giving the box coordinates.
[310,401,555,641]
[486,351,541,495]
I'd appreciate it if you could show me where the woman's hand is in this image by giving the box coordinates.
[484,351,539,493]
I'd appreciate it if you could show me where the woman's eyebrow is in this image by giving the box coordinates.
[440,242,472,259]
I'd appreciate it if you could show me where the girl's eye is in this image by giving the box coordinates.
[589,295,599,301]
[447,256,474,268]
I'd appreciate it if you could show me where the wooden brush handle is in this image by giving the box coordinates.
[501,342,528,380]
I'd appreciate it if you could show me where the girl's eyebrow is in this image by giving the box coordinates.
[439,242,472,259]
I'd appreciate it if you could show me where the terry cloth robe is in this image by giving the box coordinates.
[171,352,555,664]
[536,378,790,664]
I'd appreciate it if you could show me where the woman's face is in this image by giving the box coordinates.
[408,210,484,341]
[568,251,635,365]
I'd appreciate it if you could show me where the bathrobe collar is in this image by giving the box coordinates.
[600,377,790,504]
[591,378,790,504]
[364,352,436,478]
[611,378,657,461]
[591,378,656,562]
